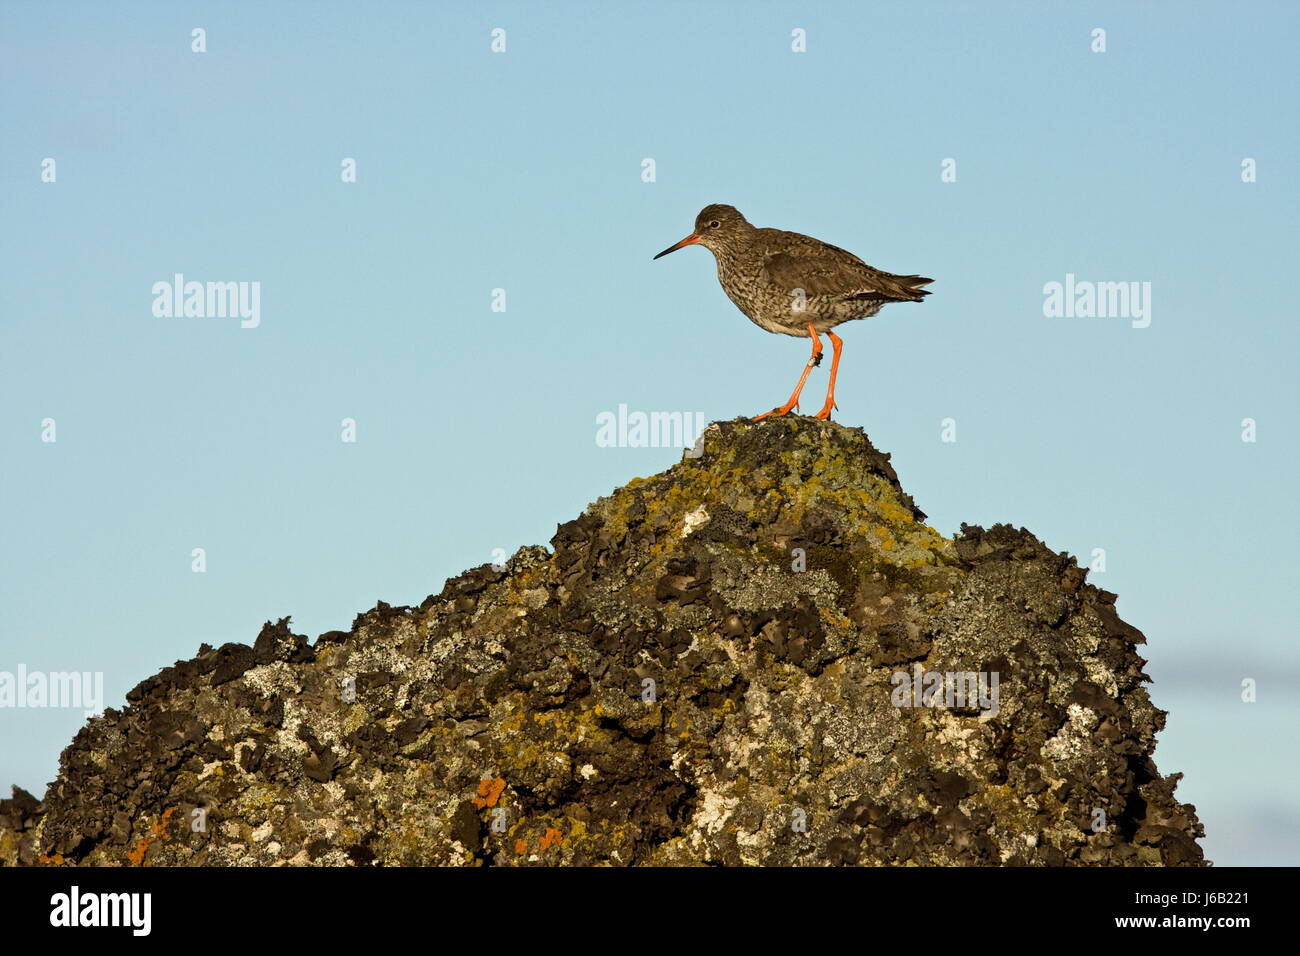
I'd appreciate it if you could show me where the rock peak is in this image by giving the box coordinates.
[1,418,1205,866]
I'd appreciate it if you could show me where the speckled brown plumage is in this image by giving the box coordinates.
[654,204,933,420]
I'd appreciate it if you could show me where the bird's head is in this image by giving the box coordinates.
[653,204,751,259]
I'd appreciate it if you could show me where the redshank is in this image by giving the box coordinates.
[653,204,933,420]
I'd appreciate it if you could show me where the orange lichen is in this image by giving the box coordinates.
[126,806,177,866]
[515,827,564,855]
[472,777,506,809]
[38,853,66,866]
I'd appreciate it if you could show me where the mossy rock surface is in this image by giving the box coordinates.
[0,418,1206,866]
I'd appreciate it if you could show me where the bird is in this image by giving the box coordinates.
[653,204,933,421]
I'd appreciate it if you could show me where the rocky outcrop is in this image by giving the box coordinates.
[0,418,1205,866]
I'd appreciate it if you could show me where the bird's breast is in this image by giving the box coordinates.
[713,252,762,314]
[713,248,827,335]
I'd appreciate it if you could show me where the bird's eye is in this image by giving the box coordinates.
[709,220,720,228]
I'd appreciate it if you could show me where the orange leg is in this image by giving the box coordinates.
[753,324,822,421]
[813,332,843,420]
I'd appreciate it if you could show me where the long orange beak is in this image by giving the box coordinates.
[653,233,701,260]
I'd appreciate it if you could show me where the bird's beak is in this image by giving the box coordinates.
[653,233,701,260]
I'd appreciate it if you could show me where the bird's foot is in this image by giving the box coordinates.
[752,402,799,421]
[813,401,838,421]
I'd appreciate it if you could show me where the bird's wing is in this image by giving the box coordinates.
[761,238,931,301]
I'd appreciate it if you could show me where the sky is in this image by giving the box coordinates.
[1,0,1297,865]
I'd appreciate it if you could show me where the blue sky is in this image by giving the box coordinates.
[2,1,1297,865]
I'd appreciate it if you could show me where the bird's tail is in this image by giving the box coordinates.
[898,275,934,300]
[849,274,934,303]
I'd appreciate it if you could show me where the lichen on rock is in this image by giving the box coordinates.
[0,418,1205,866]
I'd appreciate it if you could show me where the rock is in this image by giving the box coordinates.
[0,418,1206,866]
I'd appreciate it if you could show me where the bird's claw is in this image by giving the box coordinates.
[752,402,798,422]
